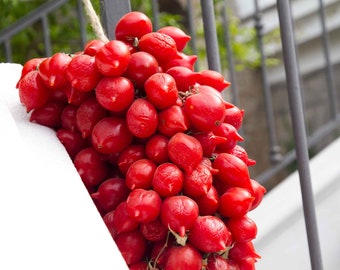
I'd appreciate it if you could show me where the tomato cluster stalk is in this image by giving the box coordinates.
[17,11,266,270]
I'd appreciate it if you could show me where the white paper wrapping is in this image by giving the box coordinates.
[0,63,129,270]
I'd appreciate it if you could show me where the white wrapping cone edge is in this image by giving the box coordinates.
[0,63,129,270]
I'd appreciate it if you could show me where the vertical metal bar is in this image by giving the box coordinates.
[76,0,87,48]
[187,0,199,71]
[4,40,13,63]
[151,0,160,30]
[317,0,338,118]
[100,0,131,40]
[277,1,324,270]
[221,0,238,105]
[200,0,221,72]
[254,0,282,163]
[41,15,52,56]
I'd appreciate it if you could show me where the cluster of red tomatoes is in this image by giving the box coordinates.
[16,11,266,270]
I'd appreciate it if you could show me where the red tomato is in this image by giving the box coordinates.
[95,76,135,112]
[167,132,203,174]
[161,195,199,237]
[166,66,200,92]
[114,11,153,43]
[16,57,46,88]
[56,129,88,160]
[192,131,227,157]
[157,105,189,137]
[223,103,245,130]
[126,189,162,223]
[73,147,109,187]
[115,229,147,265]
[83,39,105,56]
[188,215,231,253]
[91,116,133,154]
[66,54,101,92]
[103,202,139,236]
[194,185,219,216]
[29,100,65,129]
[228,241,261,263]
[183,162,213,197]
[157,26,191,52]
[218,187,254,218]
[138,32,178,64]
[206,254,241,270]
[197,69,231,92]
[125,158,157,190]
[145,134,170,164]
[126,98,158,138]
[117,144,146,175]
[76,96,108,138]
[38,52,71,90]
[152,163,184,197]
[144,72,179,110]
[183,85,226,132]
[123,51,159,89]
[249,179,266,210]
[95,40,131,77]
[214,122,244,152]
[60,104,78,132]
[227,215,258,243]
[91,177,130,213]
[227,145,257,167]
[164,244,203,270]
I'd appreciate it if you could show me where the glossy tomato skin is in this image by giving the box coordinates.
[183,162,213,197]
[56,129,88,160]
[91,177,130,213]
[123,51,159,89]
[91,116,133,155]
[138,32,178,64]
[117,144,146,175]
[218,187,254,218]
[157,26,191,52]
[197,69,231,92]
[164,244,203,270]
[38,52,71,90]
[125,158,157,190]
[114,11,153,43]
[126,188,162,223]
[152,163,184,197]
[167,132,203,174]
[249,179,266,210]
[145,134,170,164]
[157,105,189,137]
[83,39,105,56]
[66,54,101,92]
[161,195,199,237]
[226,215,257,243]
[126,98,158,138]
[183,85,226,132]
[95,40,131,77]
[115,229,147,265]
[212,153,253,193]
[188,215,231,253]
[144,72,179,110]
[95,76,135,113]
[73,147,109,187]
[194,185,219,216]
[29,100,65,129]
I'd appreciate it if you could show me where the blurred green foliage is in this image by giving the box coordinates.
[0,0,278,69]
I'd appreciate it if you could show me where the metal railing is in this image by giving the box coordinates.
[2,0,340,269]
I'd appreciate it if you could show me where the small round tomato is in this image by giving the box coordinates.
[115,229,147,265]
[126,189,162,223]
[140,218,168,242]
[114,11,153,43]
[83,39,105,56]
[166,66,200,92]
[61,104,78,132]
[218,187,254,218]
[194,185,219,216]
[249,179,266,210]
[152,163,184,197]
[226,215,257,243]
[183,85,226,132]
[29,100,65,129]
[144,73,178,110]
[145,134,170,164]
[66,54,101,92]
[123,51,159,89]
[125,158,157,190]
[157,26,191,52]
[197,69,231,92]
[188,215,231,253]
[91,116,133,154]
[56,129,88,160]
[167,132,203,174]
[161,195,199,237]
[157,105,189,137]
[163,244,202,270]
[126,98,158,138]
[117,144,146,175]
[91,177,130,213]
[138,32,178,64]
[183,162,213,197]
[95,76,135,112]
[95,40,131,77]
